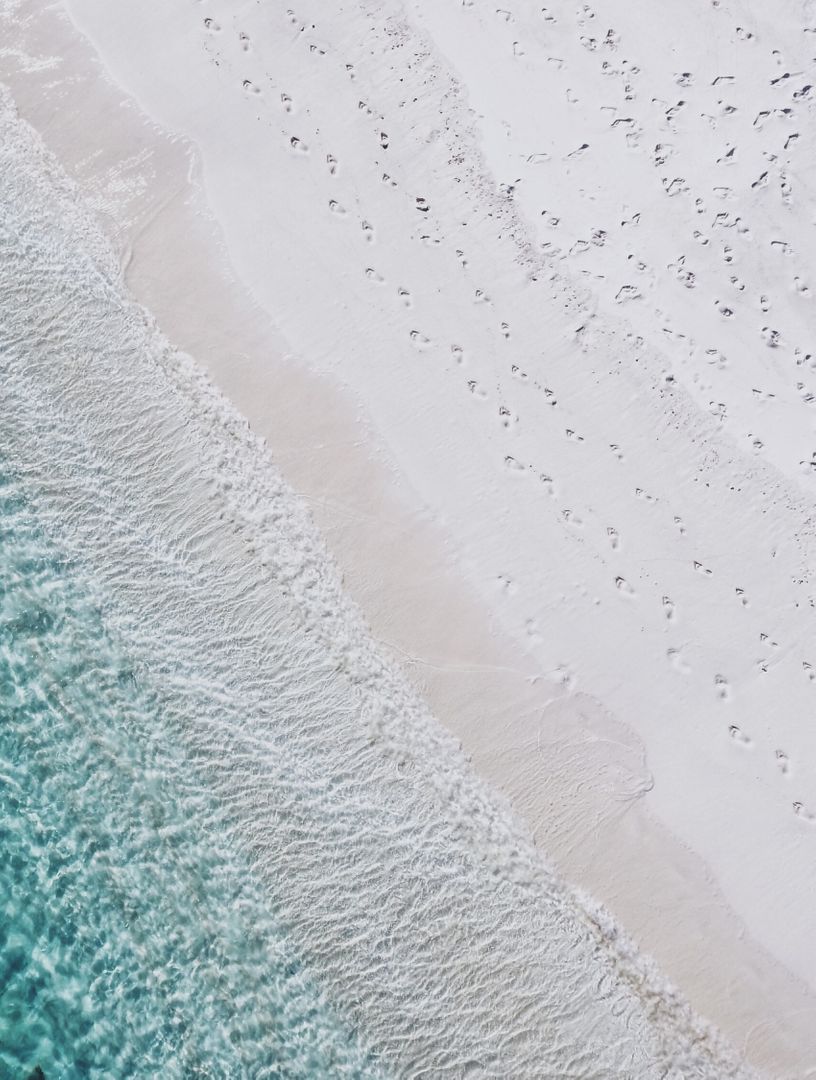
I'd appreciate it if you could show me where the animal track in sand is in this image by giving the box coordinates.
[203,17,221,32]
[467,380,488,400]
[327,154,338,175]
[662,596,676,621]
[364,267,385,284]
[361,220,375,243]
[451,345,465,365]
[328,199,347,216]
[504,455,525,472]
[775,750,791,776]
[607,526,620,550]
[565,429,585,443]
[239,31,251,51]
[289,136,308,153]
[242,80,261,96]
[693,561,713,576]
[397,287,412,307]
[281,92,294,113]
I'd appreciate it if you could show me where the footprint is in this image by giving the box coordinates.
[615,576,636,598]
[451,345,465,365]
[667,648,691,674]
[566,429,585,443]
[327,154,338,175]
[775,750,791,776]
[761,326,781,348]
[379,131,389,149]
[242,79,261,95]
[397,287,412,307]
[281,92,294,112]
[328,199,347,216]
[361,220,375,243]
[504,455,525,472]
[364,267,385,284]
[662,595,676,621]
[716,675,733,701]
[793,802,816,823]
[239,31,251,51]
[203,17,221,32]
[615,284,641,303]
[467,380,488,400]
[735,587,749,607]
[607,526,621,550]
[693,561,713,576]
[728,723,751,743]
[289,136,309,152]
[409,330,431,349]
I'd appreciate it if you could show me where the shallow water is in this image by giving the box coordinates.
[0,87,751,1078]
[0,466,386,1079]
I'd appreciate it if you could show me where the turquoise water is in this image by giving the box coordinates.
[0,466,384,1078]
[0,86,752,1079]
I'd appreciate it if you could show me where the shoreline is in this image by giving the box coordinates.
[3,0,815,1073]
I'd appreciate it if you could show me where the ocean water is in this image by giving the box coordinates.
[0,87,750,1079]
[0,464,385,1079]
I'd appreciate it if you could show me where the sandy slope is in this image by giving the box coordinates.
[2,0,815,1074]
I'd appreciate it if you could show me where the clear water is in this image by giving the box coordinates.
[0,467,384,1079]
[0,86,751,1079]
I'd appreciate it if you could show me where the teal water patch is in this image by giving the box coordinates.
[0,466,384,1079]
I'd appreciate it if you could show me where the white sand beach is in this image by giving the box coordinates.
[3,0,816,1074]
